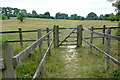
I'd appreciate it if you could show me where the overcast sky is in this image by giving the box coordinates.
[1,0,116,17]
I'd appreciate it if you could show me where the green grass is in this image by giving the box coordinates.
[1,17,119,78]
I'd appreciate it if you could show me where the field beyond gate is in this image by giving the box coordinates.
[0,18,120,79]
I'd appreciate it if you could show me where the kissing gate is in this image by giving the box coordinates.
[53,25,83,47]
[0,24,120,79]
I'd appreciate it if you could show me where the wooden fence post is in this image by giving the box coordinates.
[103,25,106,44]
[38,29,43,61]
[77,25,83,47]
[19,28,23,48]
[1,43,16,78]
[53,25,59,47]
[105,28,111,70]
[90,26,94,54]
[46,28,50,55]
[37,29,43,75]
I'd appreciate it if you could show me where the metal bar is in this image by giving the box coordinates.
[59,40,77,42]
[68,36,77,38]
[59,29,76,46]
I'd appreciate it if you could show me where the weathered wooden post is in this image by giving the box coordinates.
[38,29,43,61]
[105,28,111,70]
[46,28,50,55]
[0,43,16,78]
[53,25,59,47]
[77,25,83,47]
[37,29,43,75]
[90,26,94,54]
[19,28,23,48]
[103,25,106,44]
[118,22,120,70]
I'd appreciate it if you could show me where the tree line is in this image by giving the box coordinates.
[1,7,119,21]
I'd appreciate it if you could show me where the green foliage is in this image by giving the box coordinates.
[86,12,98,20]
[110,68,120,78]
[2,7,119,21]
[17,10,26,22]
[116,13,120,21]
[2,15,7,20]
[113,0,120,12]
[44,12,50,18]
[108,13,117,21]
[55,12,69,19]
[32,10,38,18]
[69,14,78,20]
[98,14,109,20]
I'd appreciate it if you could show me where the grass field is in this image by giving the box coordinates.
[1,17,119,78]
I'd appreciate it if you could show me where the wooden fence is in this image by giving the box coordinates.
[0,28,53,79]
[0,28,52,48]
[0,24,120,79]
[53,24,120,70]
[81,25,120,70]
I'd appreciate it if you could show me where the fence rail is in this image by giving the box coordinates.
[83,39,120,66]
[0,28,52,47]
[0,29,52,34]
[13,30,53,66]
[33,40,53,79]
[0,28,53,79]
[82,24,120,70]
[83,28,120,41]
[89,26,120,30]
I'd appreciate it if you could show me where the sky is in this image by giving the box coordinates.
[1,0,116,17]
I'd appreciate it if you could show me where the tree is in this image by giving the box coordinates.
[13,8,20,15]
[2,7,11,19]
[44,12,50,18]
[86,12,98,20]
[17,10,26,22]
[69,14,78,20]
[32,10,38,18]
[2,15,6,20]
[108,13,117,21]
[55,12,69,19]
[108,0,120,21]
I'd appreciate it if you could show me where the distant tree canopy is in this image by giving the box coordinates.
[1,7,119,21]
[69,14,78,20]
[113,0,120,20]
[108,0,120,21]
[86,12,98,20]
[44,12,50,18]
[17,10,26,22]
[55,12,69,19]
